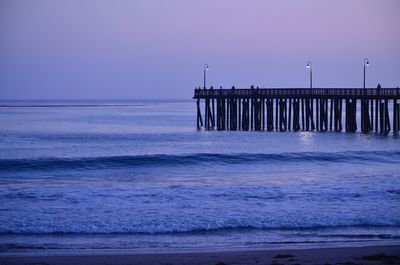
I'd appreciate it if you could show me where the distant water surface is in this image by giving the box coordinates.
[0,100,399,253]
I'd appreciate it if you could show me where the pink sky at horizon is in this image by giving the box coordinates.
[0,0,399,99]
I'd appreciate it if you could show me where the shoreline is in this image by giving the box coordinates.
[1,244,399,265]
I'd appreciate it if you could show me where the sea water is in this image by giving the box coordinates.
[0,99,399,253]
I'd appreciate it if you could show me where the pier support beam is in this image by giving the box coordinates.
[242,99,250,131]
[346,99,357,132]
[292,99,300,131]
[197,98,203,129]
[279,98,287,131]
[266,99,274,131]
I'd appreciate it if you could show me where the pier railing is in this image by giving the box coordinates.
[194,88,400,99]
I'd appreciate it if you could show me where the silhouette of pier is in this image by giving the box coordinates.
[194,87,400,134]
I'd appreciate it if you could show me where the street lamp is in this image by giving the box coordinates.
[203,64,209,89]
[363,58,369,89]
[306,61,312,89]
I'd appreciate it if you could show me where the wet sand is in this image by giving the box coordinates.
[1,245,399,265]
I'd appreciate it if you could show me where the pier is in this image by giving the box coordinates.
[194,87,400,134]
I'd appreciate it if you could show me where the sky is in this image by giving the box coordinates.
[0,0,399,99]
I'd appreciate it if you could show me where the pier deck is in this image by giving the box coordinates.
[194,87,400,133]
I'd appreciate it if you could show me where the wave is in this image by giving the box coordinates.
[1,151,399,172]
[1,224,400,235]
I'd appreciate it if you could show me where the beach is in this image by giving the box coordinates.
[1,245,400,265]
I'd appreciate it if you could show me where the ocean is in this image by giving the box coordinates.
[0,99,399,253]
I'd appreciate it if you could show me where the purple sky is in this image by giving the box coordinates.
[0,0,399,99]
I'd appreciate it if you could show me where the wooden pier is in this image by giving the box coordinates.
[194,87,400,134]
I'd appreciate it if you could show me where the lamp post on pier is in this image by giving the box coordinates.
[363,58,369,89]
[306,61,312,89]
[203,64,209,89]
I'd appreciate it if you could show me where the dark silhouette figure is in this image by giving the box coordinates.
[377,83,381,95]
